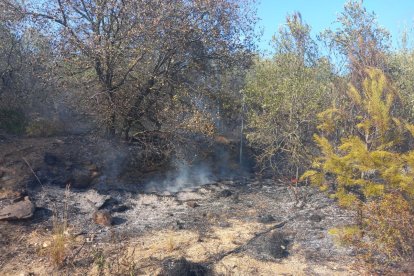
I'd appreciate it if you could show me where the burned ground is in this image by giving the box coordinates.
[0,133,363,275]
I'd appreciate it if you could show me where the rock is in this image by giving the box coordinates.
[309,214,323,222]
[0,196,35,220]
[186,201,199,208]
[93,210,112,226]
[160,257,211,276]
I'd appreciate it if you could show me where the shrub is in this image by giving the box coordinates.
[244,13,333,174]
[363,193,414,261]
[301,68,414,264]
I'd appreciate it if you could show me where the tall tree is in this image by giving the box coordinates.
[3,0,257,137]
[320,0,390,83]
[245,13,333,173]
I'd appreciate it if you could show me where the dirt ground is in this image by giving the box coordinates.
[0,134,365,275]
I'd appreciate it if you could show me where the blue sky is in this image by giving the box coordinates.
[257,0,414,51]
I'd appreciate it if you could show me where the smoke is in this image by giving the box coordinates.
[144,161,213,193]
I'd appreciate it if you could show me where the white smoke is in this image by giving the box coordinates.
[144,161,213,193]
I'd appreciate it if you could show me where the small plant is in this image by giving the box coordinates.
[93,246,139,276]
[93,249,106,275]
[50,231,67,266]
[111,247,139,276]
[49,185,71,267]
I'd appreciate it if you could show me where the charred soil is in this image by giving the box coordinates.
[0,133,363,275]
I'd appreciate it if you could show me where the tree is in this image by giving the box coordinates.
[386,43,414,119]
[244,13,333,173]
[4,0,257,137]
[301,68,414,262]
[0,14,54,112]
[320,0,390,84]
[0,23,21,96]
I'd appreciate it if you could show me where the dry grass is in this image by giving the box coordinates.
[167,235,176,252]
[90,245,140,276]
[112,220,267,274]
[95,219,362,276]
[49,185,72,267]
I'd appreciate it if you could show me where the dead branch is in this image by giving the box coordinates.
[22,157,43,187]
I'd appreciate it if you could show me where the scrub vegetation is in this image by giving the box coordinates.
[1,0,414,273]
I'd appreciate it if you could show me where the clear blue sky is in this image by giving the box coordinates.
[257,0,414,51]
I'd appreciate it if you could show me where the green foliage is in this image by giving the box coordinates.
[302,68,414,263]
[320,0,390,77]
[387,47,414,119]
[0,108,26,134]
[245,13,333,173]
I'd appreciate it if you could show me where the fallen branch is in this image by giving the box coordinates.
[22,157,43,187]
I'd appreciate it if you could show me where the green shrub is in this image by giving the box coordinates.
[0,108,27,134]
[244,13,333,174]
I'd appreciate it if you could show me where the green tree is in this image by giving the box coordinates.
[320,0,390,84]
[302,68,414,262]
[245,13,333,173]
[386,43,414,119]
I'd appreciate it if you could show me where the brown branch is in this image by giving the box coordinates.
[112,53,145,90]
